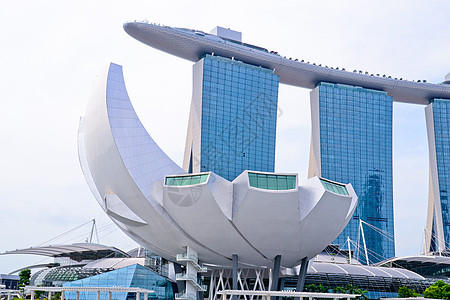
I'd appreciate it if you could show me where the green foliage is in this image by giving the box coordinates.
[304,283,329,293]
[345,284,359,294]
[34,286,45,299]
[304,283,368,300]
[397,286,420,298]
[332,286,346,293]
[424,280,450,299]
[51,292,61,300]
[18,269,31,288]
[332,284,368,300]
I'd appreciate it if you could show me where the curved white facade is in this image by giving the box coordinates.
[123,22,450,105]
[79,63,357,268]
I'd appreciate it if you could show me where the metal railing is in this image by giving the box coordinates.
[175,274,206,291]
[217,290,361,300]
[24,286,155,300]
[176,253,198,263]
[0,289,22,300]
[176,254,207,272]
[175,292,197,300]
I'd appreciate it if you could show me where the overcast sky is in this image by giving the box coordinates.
[1,0,450,274]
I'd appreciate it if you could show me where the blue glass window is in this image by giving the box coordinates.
[315,82,394,263]
[431,99,450,244]
[320,178,349,195]
[64,264,174,300]
[198,55,279,181]
[165,173,209,186]
[248,172,296,190]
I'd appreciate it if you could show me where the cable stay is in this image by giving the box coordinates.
[38,219,117,246]
[329,219,449,268]
[38,219,94,246]
[422,225,450,256]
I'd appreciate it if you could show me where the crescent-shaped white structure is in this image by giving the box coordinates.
[78,62,357,270]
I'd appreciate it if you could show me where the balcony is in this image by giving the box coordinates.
[176,254,207,272]
[175,292,197,300]
[175,273,207,291]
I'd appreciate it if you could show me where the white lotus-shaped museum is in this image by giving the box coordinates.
[78,63,357,269]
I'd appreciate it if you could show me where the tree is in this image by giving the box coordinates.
[304,284,329,293]
[424,280,450,299]
[51,292,61,300]
[351,288,369,300]
[19,269,31,289]
[304,284,317,292]
[397,286,420,298]
[345,284,359,294]
[333,286,346,294]
[34,285,45,299]
[332,284,368,300]
[317,284,328,293]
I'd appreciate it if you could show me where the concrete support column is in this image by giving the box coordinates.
[232,254,238,300]
[271,255,281,300]
[136,291,140,300]
[31,291,35,300]
[96,290,100,300]
[144,292,148,300]
[296,257,309,293]
[109,291,112,300]
[271,255,281,291]
[48,291,52,300]
[76,291,80,300]
[61,291,65,300]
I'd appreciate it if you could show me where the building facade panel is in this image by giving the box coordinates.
[309,82,394,263]
[183,54,279,181]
